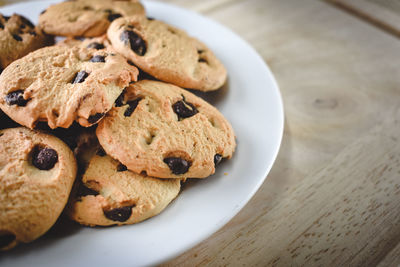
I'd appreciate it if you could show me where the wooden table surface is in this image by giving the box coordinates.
[159,0,400,266]
[1,0,400,266]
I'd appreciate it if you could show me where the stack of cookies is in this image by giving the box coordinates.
[0,0,236,251]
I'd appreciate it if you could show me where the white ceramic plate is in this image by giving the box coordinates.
[0,1,284,266]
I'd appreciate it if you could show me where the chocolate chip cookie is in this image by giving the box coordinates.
[38,0,145,37]
[0,45,138,129]
[0,13,53,70]
[0,127,77,250]
[67,153,181,226]
[107,16,227,91]
[57,36,157,81]
[96,80,236,179]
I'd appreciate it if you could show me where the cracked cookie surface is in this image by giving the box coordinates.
[67,153,181,226]
[38,0,145,37]
[107,16,227,91]
[0,127,77,250]
[57,35,111,50]
[0,13,53,70]
[96,80,236,179]
[0,45,138,129]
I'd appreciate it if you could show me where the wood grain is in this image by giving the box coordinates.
[327,0,400,37]
[161,0,400,265]
[166,110,400,266]
[260,112,400,266]
[378,242,400,267]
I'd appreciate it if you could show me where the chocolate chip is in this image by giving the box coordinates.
[5,90,29,106]
[74,36,85,41]
[3,16,10,21]
[163,157,191,175]
[12,34,22,42]
[87,42,105,50]
[172,98,198,120]
[87,112,105,124]
[40,9,47,15]
[83,6,93,11]
[108,13,122,22]
[0,233,15,249]
[103,9,113,13]
[28,30,37,36]
[0,22,3,29]
[20,24,26,29]
[96,147,106,156]
[117,163,127,172]
[76,181,99,198]
[147,17,155,21]
[167,28,177,35]
[114,89,126,107]
[103,206,133,222]
[197,50,208,63]
[32,147,58,170]
[120,30,146,56]
[71,71,89,84]
[214,154,222,166]
[124,98,141,117]
[89,55,106,63]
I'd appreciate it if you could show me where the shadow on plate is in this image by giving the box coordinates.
[187,78,229,106]
[0,214,82,258]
